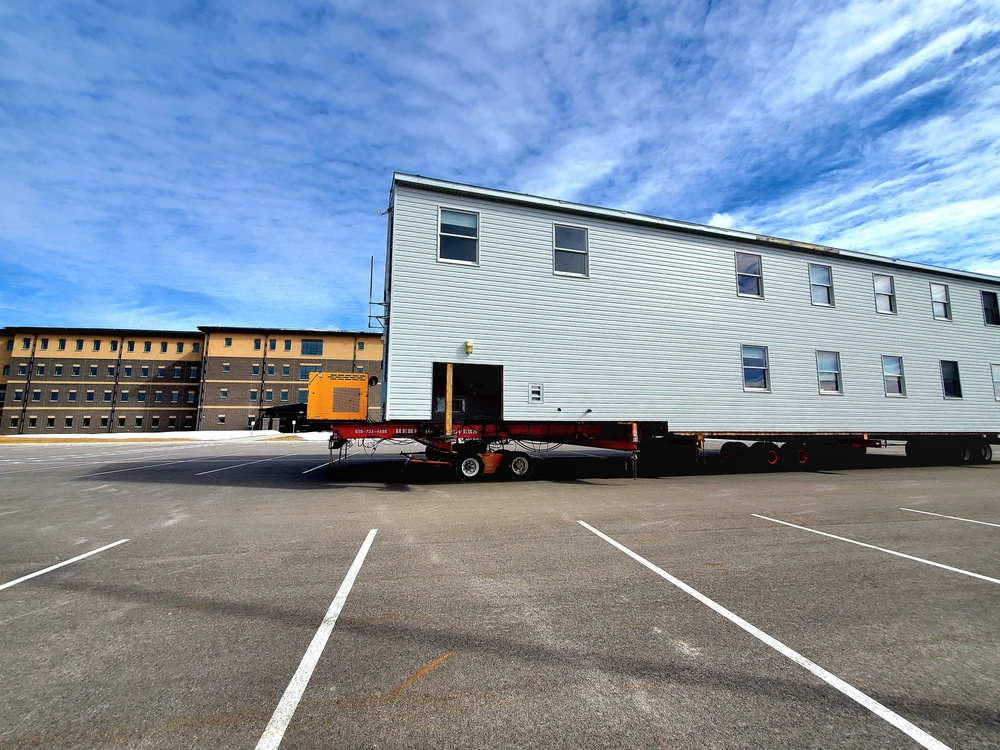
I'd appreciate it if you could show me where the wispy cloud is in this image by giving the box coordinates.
[1,0,997,330]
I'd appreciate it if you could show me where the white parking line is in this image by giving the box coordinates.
[302,462,332,474]
[81,457,213,478]
[0,539,129,591]
[753,514,1000,586]
[255,529,378,750]
[194,455,291,476]
[900,508,1000,528]
[578,521,951,750]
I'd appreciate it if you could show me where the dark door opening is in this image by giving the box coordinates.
[432,363,503,421]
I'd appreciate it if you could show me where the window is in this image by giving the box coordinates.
[941,360,962,398]
[741,345,769,391]
[53,365,62,376]
[140,366,150,377]
[982,291,1000,326]
[881,356,906,396]
[21,337,31,349]
[123,366,132,378]
[735,253,763,297]
[6,340,12,351]
[110,340,118,352]
[186,391,196,404]
[2,364,8,376]
[221,363,230,373]
[251,364,260,375]
[151,416,160,428]
[192,342,200,353]
[137,392,147,403]
[357,341,365,351]
[49,390,58,402]
[439,208,478,263]
[160,342,168,353]
[224,337,232,346]
[36,364,45,376]
[40,338,49,350]
[170,391,179,403]
[103,390,112,402]
[282,365,290,376]
[46,416,55,428]
[173,366,182,378]
[31,389,41,402]
[809,264,834,306]
[144,341,152,352]
[127,340,135,352]
[117,416,126,428]
[284,339,291,351]
[67,390,77,402]
[264,390,273,402]
[168,415,176,428]
[249,389,258,402]
[992,364,1000,400]
[93,340,101,351]
[9,417,19,428]
[299,364,322,380]
[154,391,163,403]
[529,384,544,403]
[280,389,288,402]
[816,351,842,394]
[297,389,309,404]
[72,365,81,376]
[28,416,37,428]
[553,224,589,276]
[135,416,143,428]
[269,339,276,350]
[156,366,165,378]
[13,390,23,402]
[18,364,27,376]
[217,415,226,425]
[58,338,66,350]
[106,366,116,377]
[189,366,198,379]
[76,339,84,351]
[873,273,896,314]
[301,339,323,356]
[267,364,275,376]
[89,365,98,377]
[100,416,109,429]
[930,283,951,320]
[254,338,261,350]
[82,416,91,428]
[86,390,95,403]
[120,391,129,402]
[220,388,228,399]
[176,342,184,353]
[64,416,73,428]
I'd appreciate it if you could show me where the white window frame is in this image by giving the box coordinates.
[930,283,951,321]
[881,355,906,397]
[816,351,843,394]
[741,344,770,392]
[991,364,1000,400]
[437,206,480,265]
[735,252,764,298]
[873,273,896,314]
[553,223,589,277]
[808,264,835,306]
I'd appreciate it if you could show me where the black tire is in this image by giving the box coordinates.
[504,451,533,480]
[759,441,781,469]
[454,452,485,481]
[780,442,810,469]
[981,443,994,463]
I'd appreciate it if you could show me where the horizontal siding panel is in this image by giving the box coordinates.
[384,184,1000,433]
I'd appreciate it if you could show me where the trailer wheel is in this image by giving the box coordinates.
[981,443,994,463]
[780,442,809,469]
[956,443,975,465]
[505,452,533,480]
[454,452,485,481]
[749,442,780,470]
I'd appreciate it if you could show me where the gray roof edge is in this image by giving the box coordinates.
[393,173,1000,286]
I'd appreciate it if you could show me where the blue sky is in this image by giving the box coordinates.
[2,0,998,331]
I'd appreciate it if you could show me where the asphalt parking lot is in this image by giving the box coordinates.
[1,438,998,749]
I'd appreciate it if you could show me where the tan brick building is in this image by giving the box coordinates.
[0,326,384,434]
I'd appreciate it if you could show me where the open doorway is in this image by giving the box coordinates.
[431,363,503,421]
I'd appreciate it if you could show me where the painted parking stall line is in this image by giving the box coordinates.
[0,539,129,591]
[900,508,1000,529]
[255,529,378,750]
[578,520,952,750]
[194,454,295,476]
[753,514,1000,586]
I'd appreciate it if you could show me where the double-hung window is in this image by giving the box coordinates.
[816,351,842,394]
[553,225,588,276]
[991,364,1000,400]
[982,291,1000,326]
[940,360,962,398]
[930,283,951,320]
[741,345,769,391]
[735,253,763,297]
[881,356,905,396]
[438,208,478,264]
[809,264,834,306]
[873,273,896,314]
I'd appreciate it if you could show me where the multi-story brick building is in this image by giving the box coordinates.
[0,326,383,434]
[198,327,382,430]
